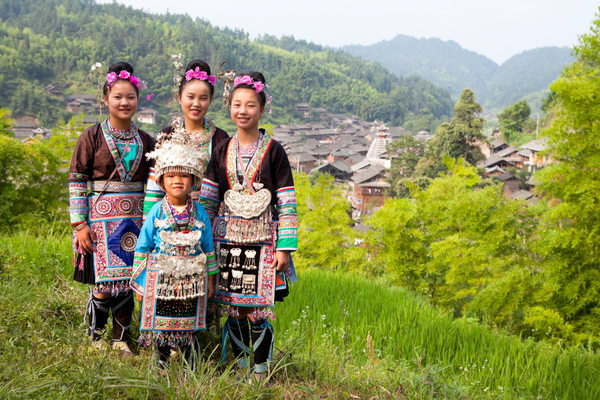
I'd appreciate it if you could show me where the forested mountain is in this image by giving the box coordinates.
[482,48,574,109]
[343,35,573,112]
[0,0,454,128]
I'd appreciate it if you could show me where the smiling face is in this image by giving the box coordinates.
[230,88,265,132]
[103,80,138,125]
[179,80,212,126]
[162,172,194,205]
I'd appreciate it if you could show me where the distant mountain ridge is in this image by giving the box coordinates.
[343,35,574,112]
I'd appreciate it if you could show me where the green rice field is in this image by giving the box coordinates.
[0,232,598,399]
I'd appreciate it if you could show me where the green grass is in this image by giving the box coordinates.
[1,232,598,399]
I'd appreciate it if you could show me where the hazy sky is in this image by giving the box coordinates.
[98,0,597,64]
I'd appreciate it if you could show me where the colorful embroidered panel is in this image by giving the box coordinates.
[198,178,221,218]
[88,192,144,282]
[210,221,276,308]
[69,174,89,226]
[276,187,298,251]
[142,167,164,220]
[135,254,208,332]
[225,133,273,192]
[100,120,143,182]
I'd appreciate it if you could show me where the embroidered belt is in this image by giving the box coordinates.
[88,181,144,193]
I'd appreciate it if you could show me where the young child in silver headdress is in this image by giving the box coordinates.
[131,120,217,371]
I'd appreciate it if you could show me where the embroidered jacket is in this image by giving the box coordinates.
[131,199,218,294]
[142,119,229,220]
[69,122,155,227]
[198,131,298,252]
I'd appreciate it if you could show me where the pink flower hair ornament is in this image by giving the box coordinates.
[106,70,143,90]
[233,75,266,93]
[232,75,274,112]
[185,67,217,86]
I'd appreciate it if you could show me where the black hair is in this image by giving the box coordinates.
[230,71,267,108]
[178,59,215,98]
[102,61,139,97]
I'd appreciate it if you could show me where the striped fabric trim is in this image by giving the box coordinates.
[276,187,298,251]
[130,252,148,295]
[69,181,88,225]
[69,173,89,181]
[206,251,218,275]
[198,178,221,218]
[143,168,165,220]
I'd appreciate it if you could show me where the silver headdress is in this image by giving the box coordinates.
[169,53,184,101]
[216,68,237,107]
[146,117,209,182]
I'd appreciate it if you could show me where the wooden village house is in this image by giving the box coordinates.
[137,108,159,124]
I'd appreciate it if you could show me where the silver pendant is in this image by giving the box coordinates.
[230,270,243,290]
[243,249,257,270]
[242,274,256,295]
[223,188,271,219]
[229,248,242,269]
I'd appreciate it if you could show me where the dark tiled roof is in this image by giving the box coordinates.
[510,190,535,200]
[491,139,507,148]
[496,172,518,182]
[289,152,317,162]
[495,145,519,158]
[331,160,352,173]
[477,154,516,168]
[352,165,386,184]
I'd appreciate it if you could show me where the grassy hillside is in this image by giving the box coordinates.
[0,0,454,130]
[1,231,598,399]
[343,35,573,112]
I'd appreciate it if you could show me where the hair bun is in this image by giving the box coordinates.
[246,71,266,84]
[185,59,212,75]
[108,61,134,75]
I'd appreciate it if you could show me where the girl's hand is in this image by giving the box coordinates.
[270,250,290,272]
[207,275,215,299]
[75,225,97,255]
[136,293,143,302]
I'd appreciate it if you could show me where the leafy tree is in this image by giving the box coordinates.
[534,12,600,341]
[431,89,486,165]
[294,172,365,271]
[0,108,15,137]
[497,99,531,142]
[0,136,64,230]
[368,157,543,328]
[541,91,556,113]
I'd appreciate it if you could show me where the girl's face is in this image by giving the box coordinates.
[103,80,138,122]
[230,88,264,132]
[162,172,194,203]
[179,80,212,126]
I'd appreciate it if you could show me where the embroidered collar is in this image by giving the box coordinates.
[162,196,195,232]
[100,119,143,182]
[184,118,217,147]
[107,119,137,140]
[226,129,273,193]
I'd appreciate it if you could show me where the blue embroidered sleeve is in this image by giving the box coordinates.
[131,203,160,295]
[195,202,217,275]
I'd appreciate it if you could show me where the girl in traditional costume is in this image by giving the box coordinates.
[143,59,229,217]
[70,61,155,355]
[131,122,217,371]
[199,71,298,381]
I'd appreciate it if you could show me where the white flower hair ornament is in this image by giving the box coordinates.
[146,118,209,186]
